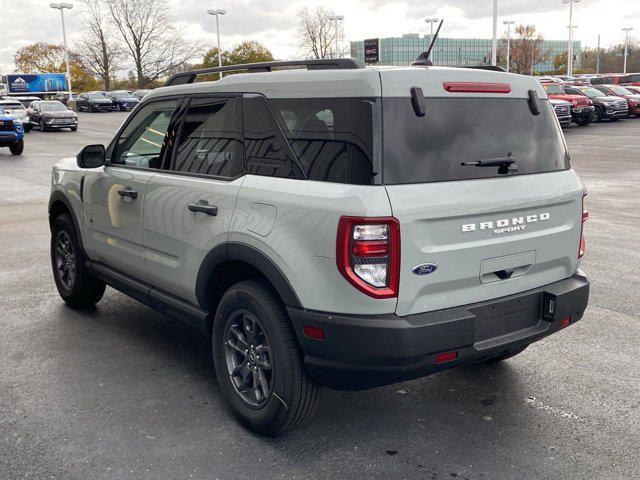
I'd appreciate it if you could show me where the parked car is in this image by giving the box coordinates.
[49,58,590,435]
[28,100,78,131]
[623,85,640,95]
[6,96,42,109]
[132,89,150,99]
[564,85,628,122]
[76,92,113,112]
[52,92,77,105]
[590,74,627,85]
[593,85,640,117]
[107,91,140,111]
[550,99,572,128]
[0,106,24,155]
[621,73,640,86]
[0,99,32,132]
[543,83,594,126]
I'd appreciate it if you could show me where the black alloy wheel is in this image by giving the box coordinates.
[54,230,76,290]
[224,310,274,408]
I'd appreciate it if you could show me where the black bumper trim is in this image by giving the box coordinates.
[288,272,589,390]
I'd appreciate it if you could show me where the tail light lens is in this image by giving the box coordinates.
[337,217,400,299]
[579,193,588,259]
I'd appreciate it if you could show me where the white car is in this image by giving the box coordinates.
[0,100,31,132]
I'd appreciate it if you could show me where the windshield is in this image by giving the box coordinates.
[0,103,25,111]
[40,101,67,112]
[87,93,106,100]
[545,84,564,95]
[111,92,131,99]
[577,88,603,98]
[611,86,633,96]
[382,97,569,184]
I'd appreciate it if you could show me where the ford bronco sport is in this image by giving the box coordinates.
[49,58,590,435]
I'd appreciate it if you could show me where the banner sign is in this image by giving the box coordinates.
[6,73,68,94]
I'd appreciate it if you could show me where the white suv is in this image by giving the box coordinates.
[49,59,590,435]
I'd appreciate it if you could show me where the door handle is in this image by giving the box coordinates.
[188,200,218,216]
[117,187,138,199]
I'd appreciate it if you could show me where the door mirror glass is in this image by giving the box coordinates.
[77,144,106,168]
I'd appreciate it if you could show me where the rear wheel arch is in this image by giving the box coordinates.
[196,243,302,326]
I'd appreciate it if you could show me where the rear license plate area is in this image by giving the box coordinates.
[471,293,541,342]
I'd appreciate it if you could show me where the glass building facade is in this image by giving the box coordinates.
[351,34,581,73]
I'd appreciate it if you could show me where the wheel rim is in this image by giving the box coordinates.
[223,311,273,408]
[54,231,76,290]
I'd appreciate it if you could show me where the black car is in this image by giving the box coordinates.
[564,86,629,122]
[107,91,140,111]
[76,92,113,112]
[28,100,78,132]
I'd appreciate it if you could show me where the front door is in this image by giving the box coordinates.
[83,99,181,279]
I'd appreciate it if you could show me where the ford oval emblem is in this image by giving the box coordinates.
[412,263,438,276]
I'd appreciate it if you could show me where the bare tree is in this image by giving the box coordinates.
[498,25,549,75]
[297,7,345,59]
[105,0,201,88]
[76,0,123,91]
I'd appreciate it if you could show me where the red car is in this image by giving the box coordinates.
[591,74,628,86]
[593,84,640,117]
[624,85,640,95]
[543,83,594,126]
[622,73,640,86]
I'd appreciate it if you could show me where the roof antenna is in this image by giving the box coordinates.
[412,19,444,66]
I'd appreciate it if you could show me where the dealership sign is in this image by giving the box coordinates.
[6,73,68,94]
[364,38,380,64]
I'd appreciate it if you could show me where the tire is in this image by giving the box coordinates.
[482,345,528,364]
[9,139,23,155]
[213,279,320,436]
[592,108,603,123]
[39,119,47,132]
[70,127,77,132]
[51,213,106,308]
[24,125,31,133]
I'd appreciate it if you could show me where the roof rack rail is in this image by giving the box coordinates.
[164,58,364,87]
[465,65,507,72]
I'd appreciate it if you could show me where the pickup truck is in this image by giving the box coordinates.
[543,83,594,126]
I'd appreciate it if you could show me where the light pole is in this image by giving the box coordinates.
[623,27,634,74]
[491,0,498,66]
[207,8,227,79]
[425,18,439,64]
[328,15,344,58]
[562,0,580,76]
[503,20,515,72]
[596,34,601,74]
[49,3,73,98]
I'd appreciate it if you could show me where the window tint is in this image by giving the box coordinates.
[112,99,179,169]
[242,94,303,179]
[270,98,376,185]
[172,97,242,177]
[382,97,569,185]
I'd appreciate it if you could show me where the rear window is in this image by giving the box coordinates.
[382,97,569,185]
[270,98,376,185]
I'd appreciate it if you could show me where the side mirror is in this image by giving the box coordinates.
[77,144,106,168]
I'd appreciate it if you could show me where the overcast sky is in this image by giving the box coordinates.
[1,0,639,75]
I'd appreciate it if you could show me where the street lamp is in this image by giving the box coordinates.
[207,8,227,79]
[425,18,439,64]
[503,20,515,72]
[328,15,344,59]
[562,0,580,76]
[491,0,498,66]
[623,27,634,74]
[49,3,73,98]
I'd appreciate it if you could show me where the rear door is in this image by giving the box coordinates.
[142,95,244,304]
[379,70,585,317]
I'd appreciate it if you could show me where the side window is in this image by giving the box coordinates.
[171,97,242,177]
[112,99,179,169]
[270,98,375,185]
[242,94,304,179]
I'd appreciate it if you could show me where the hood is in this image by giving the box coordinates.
[592,95,625,103]
[42,110,76,118]
[1,109,28,119]
[0,114,18,121]
[550,99,571,106]
[549,93,591,106]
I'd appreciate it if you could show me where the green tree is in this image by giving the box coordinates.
[201,41,274,69]
[552,51,568,73]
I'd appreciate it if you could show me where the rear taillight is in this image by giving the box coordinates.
[579,193,588,259]
[336,217,400,299]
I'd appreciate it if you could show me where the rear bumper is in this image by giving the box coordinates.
[289,272,589,390]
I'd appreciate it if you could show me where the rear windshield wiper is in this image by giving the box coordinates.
[461,157,516,168]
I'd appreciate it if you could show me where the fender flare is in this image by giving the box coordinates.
[195,242,302,310]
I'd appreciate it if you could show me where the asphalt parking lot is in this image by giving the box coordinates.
[0,113,638,479]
